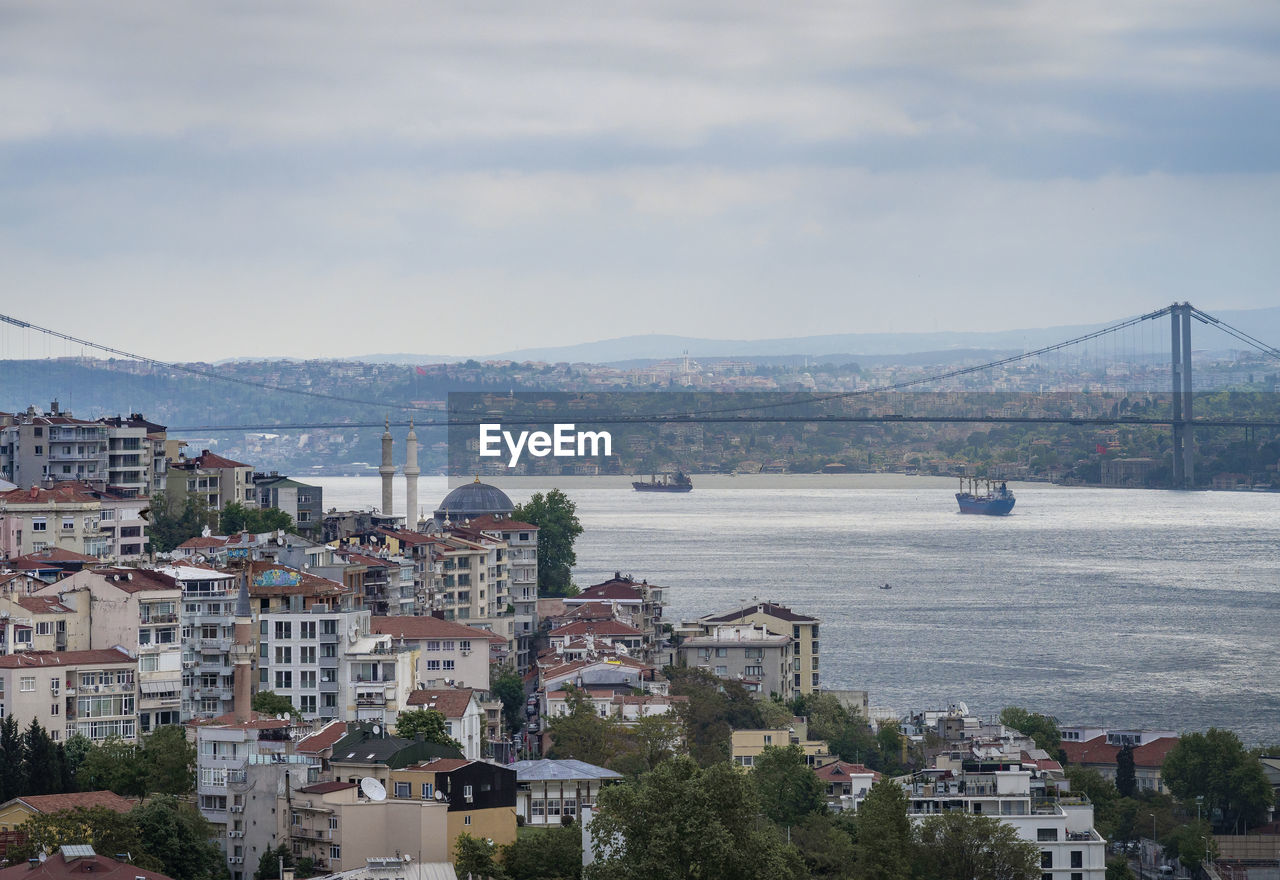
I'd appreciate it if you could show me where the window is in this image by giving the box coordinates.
[274,621,292,639]
[1070,851,1083,869]
[274,671,293,689]
[275,646,292,664]
[300,646,316,664]
[32,518,47,532]
[20,677,35,692]
[531,799,544,817]
[300,621,316,639]
[421,783,434,799]
[563,798,577,817]
[763,735,773,745]
[464,815,471,826]
[463,784,473,803]
[329,817,338,830]
[1041,852,1052,869]
[36,621,52,636]
[329,846,340,860]
[715,647,728,658]
[51,703,60,716]
[546,798,560,816]
[1037,828,1059,842]
[442,660,455,671]
[394,782,410,798]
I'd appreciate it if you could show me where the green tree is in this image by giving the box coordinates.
[0,713,28,801]
[133,795,227,880]
[752,745,825,828]
[1105,856,1136,880]
[455,833,506,880]
[501,821,583,880]
[1115,743,1136,798]
[23,719,60,796]
[490,664,526,738]
[394,709,462,748]
[583,757,804,880]
[142,724,197,796]
[76,736,147,797]
[1063,766,1118,835]
[853,778,913,880]
[145,491,211,553]
[220,501,296,536]
[255,845,294,880]
[1163,819,1217,873]
[511,489,583,597]
[665,666,763,766]
[252,690,302,721]
[914,812,1040,880]
[999,706,1061,754]
[6,806,160,871]
[789,813,857,880]
[63,732,94,782]
[618,713,683,773]
[545,685,617,765]
[1162,728,1274,831]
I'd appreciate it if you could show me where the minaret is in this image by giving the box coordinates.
[404,418,420,531]
[379,416,395,516]
[231,571,255,722]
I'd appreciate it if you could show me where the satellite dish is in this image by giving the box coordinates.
[360,777,387,802]
[433,790,445,801]
[956,701,969,716]
[372,724,382,736]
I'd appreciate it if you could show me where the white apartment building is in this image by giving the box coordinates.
[466,515,539,673]
[0,485,109,560]
[676,624,795,701]
[369,615,495,692]
[0,647,137,743]
[166,565,241,719]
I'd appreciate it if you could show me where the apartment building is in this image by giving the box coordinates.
[0,405,108,489]
[167,565,241,719]
[369,615,495,692]
[168,449,257,514]
[0,595,83,655]
[253,473,323,541]
[404,688,485,760]
[465,514,539,673]
[38,568,183,732]
[0,647,137,743]
[562,573,664,661]
[698,601,821,695]
[676,624,795,701]
[97,414,169,498]
[0,485,109,559]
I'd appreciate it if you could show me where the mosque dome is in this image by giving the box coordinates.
[434,477,515,522]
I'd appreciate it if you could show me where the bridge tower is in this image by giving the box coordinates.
[1170,303,1194,488]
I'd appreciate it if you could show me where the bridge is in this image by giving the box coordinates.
[3,302,1280,489]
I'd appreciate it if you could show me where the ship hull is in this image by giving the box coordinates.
[633,482,693,492]
[956,494,1015,515]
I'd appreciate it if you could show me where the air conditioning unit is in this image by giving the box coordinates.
[228,857,243,864]
[228,831,244,838]
[229,806,244,813]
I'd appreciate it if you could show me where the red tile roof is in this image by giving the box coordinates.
[549,620,643,638]
[0,486,102,505]
[815,761,880,782]
[1060,735,1179,769]
[465,515,539,532]
[79,568,179,593]
[412,757,473,773]
[0,851,175,880]
[186,450,251,470]
[371,616,506,643]
[703,602,817,624]
[574,580,646,602]
[7,547,99,565]
[296,720,349,754]
[0,648,132,669]
[13,790,136,814]
[406,688,476,718]
[176,536,230,550]
[14,596,74,614]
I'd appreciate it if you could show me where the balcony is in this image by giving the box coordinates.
[355,693,387,707]
[293,828,331,841]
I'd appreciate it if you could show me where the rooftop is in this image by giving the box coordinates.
[513,759,624,782]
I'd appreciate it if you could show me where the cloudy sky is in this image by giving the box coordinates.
[2,1,1278,360]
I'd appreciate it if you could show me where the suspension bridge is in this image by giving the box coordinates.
[3,302,1280,489]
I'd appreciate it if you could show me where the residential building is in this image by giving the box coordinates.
[33,567,182,732]
[0,595,84,655]
[369,615,496,692]
[168,564,241,719]
[465,514,539,674]
[1059,734,1179,795]
[731,726,833,768]
[676,624,795,701]
[0,647,137,743]
[815,761,879,812]
[97,413,169,498]
[0,404,108,489]
[562,573,664,660]
[404,688,485,760]
[0,485,109,560]
[512,759,622,827]
[697,601,821,695]
[253,473,323,541]
[385,757,518,857]
[167,449,257,516]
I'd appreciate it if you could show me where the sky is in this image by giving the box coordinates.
[1,0,1278,361]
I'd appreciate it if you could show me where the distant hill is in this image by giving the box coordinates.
[353,306,1280,365]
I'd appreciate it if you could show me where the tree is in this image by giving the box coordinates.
[144,491,211,553]
[0,714,27,801]
[501,821,583,880]
[253,690,302,721]
[545,685,617,766]
[999,706,1061,754]
[1064,766,1118,836]
[255,845,294,880]
[584,757,804,880]
[1163,819,1217,873]
[1105,857,1136,880]
[454,833,505,880]
[1162,728,1275,831]
[665,666,763,766]
[63,732,94,781]
[914,812,1040,880]
[852,778,913,880]
[490,664,526,738]
[394,709,462,748]
[142,724,197,796]
[511,489,583,597]
[1115,743,1136,798]
[220,501,296,536]
[132,795,227,880]
[76,736,147,797]
[22,719,59,795]
[752,745,825,828]
[6,806,159,871]
[789,813,857,880]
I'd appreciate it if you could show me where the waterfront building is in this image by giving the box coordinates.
[696,600,821,695]
[1059,733,1179,795]
[676,623,795,701]
[562,573,665,661]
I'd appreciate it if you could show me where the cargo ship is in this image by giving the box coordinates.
[633,471,693,492]
[956,478,1015,515]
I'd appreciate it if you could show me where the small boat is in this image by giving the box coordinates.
[956,478,1015,515]
[879,583,892,590]
[633,471,693,493]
